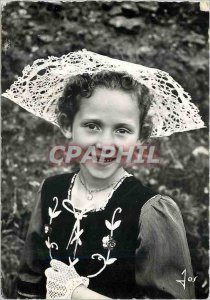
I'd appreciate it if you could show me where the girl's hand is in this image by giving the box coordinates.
[45,259,89,299]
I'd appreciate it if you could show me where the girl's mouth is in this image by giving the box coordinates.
[96,156,117,165]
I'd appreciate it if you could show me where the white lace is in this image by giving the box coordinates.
[45,259,89,299]
[2,49,205,137]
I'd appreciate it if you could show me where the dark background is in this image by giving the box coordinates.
[1,1,209,299]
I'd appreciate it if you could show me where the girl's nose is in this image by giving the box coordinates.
[96,131,113,148]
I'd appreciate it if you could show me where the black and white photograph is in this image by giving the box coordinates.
[1,1,209,299]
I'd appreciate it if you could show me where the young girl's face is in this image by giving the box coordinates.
[71,87,140,180]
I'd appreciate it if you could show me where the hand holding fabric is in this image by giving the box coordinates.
[45,259,89,299]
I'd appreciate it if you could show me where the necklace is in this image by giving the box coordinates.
[67,171,132,212]
[78,173,116,201]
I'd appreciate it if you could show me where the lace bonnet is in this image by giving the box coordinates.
[2,49,205,137]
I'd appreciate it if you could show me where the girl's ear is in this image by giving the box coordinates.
[59,113,72,139]
[60,126,72,139]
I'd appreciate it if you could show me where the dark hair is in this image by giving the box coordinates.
[57,71,154,141]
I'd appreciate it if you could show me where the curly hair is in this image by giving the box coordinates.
[57,71,154,141]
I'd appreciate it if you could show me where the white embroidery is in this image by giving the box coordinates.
[45,197,61,259]
[48,197,62,224]
[62,199,93,258]
[45,237,58,260]
[87,207,122,278]
[45,173,128,277]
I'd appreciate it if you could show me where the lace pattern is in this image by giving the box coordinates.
[2,49,205,137]
[45,259,89,299]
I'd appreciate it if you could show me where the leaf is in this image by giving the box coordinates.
[108,16,145,31]
[105,220,112,230]
[121,3,139,16]
[29,181,40,188]
[38,35,54,43]
[192,146,208,157]
[137,2,159,12]
[52,210,62,218]
[48,207,53,217]
[45,240,50,249]
[183,34,205,46]
[106,258,117,265]
[112,220,121,230]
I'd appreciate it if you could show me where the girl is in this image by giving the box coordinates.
[2,50,205,299]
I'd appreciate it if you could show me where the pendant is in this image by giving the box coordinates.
[87,192,93,201]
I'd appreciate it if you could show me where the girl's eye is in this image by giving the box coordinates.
[116,128,131,135]
[85,123,100,131]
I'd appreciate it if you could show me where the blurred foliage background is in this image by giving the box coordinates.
[1,1,209,299]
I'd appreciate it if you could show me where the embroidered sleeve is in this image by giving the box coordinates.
[17,179,48,299]
[135,195,195,299]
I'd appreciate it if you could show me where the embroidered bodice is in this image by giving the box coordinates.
[17,172,195,299]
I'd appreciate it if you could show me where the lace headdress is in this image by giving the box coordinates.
[2,49,205,137]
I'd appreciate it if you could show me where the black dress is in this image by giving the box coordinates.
[17,172,195,299]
